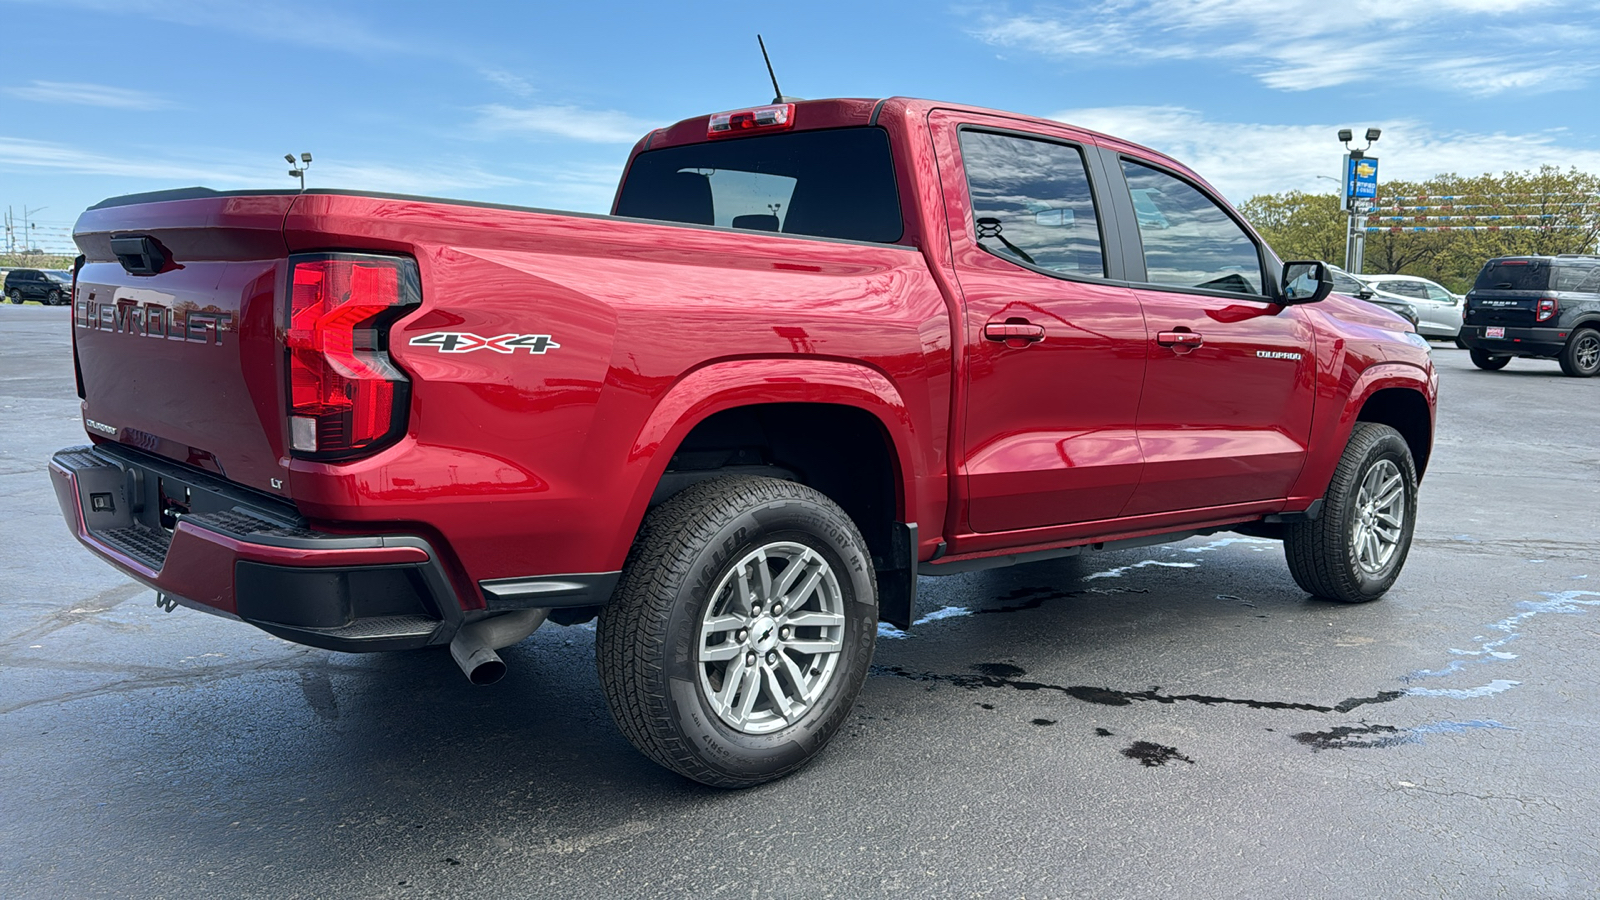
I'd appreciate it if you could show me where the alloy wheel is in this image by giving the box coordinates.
[1351,459,1406,574]
[696,541,845,734]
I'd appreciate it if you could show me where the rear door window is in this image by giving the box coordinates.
[614,128,903,244]
[1120,160,1263,295]
[1552,264,1600,293]
[957,130,1107,279]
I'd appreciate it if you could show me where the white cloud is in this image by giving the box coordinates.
[0,138,525,195]
[474,103,655,144]
[1050,105,1600,202]
[9,0,415,55]
[5,81,172,110]
[0,138,258,182]
[974,0,1600,94]
[480,68,536,97]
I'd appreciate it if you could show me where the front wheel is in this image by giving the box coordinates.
[46,290,62,306]
[1558,328,1600,378]
[597,475,877,788]
[1284,423,1418,603]
[1469,349,1510,371]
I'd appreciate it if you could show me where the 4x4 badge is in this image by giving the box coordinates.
[408,332,560,354]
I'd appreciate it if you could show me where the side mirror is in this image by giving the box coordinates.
[1356,288,1374,300]
[1280,260,1333,305]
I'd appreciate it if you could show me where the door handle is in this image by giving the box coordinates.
[983,321,1046,343]
[1157,330,1203,348]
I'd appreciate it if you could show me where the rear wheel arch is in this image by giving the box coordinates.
[621,358,922,563]
[643,402,910,621]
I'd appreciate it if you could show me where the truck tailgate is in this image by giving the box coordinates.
[73,192,294,497]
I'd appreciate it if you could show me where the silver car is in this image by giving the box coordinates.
[1359,274,1464,341]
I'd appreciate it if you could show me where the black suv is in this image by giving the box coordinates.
[1460,255,1600,377]
[4,268,74,306]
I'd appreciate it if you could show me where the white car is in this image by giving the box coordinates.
[1359,274,1464,341]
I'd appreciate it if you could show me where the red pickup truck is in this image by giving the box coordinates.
[52,97,1436,787]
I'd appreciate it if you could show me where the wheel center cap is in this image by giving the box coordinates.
[751,616,780,652]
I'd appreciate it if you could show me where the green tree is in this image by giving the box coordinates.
[1242,166,1600,292]
[1238,190,1348,265]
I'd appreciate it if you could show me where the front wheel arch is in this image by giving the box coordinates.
[1354,387,1433,480]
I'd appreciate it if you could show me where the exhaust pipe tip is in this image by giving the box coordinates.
[451,642,507,686]
[468,657,506,686]
[448,608,549,685]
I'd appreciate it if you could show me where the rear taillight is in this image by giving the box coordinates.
[1537,297,1558,322]
[285,254,419,459]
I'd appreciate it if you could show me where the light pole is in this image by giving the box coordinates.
[286,152,313,191]
[1338,128,1380,273]
[23,205,45,254]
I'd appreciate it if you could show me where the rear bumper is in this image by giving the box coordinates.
[1458,325,1565,357]
[49,444,463,652]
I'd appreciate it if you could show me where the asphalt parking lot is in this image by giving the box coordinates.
[2,302,1597,899]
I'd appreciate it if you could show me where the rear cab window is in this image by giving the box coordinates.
[957,129,1107,279]
[614,128,904,244]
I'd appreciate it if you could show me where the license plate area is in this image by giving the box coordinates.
[1485,326,1506,339]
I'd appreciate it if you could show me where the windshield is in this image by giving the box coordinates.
[45,271,72,283]
[615,128,904,244]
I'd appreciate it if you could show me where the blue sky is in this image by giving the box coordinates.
[4,0,1600,254]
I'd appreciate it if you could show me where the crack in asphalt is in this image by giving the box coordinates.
[0,651,319,715]
[0,581,147,655]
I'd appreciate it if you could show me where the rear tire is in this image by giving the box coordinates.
[6,289,21,304]
[1284,423,1417,603]
[1469,349,1510,371]
[597,475,877,788]
[1558,328,1600,378]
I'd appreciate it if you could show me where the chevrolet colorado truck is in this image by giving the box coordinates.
[51,97,1437,787]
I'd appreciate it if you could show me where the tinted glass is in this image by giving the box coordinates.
[1382,281,1429,299]
[1329,270,1366,294]
[615,128,903,244]
[1474,261,1550,291]
[958,130,1105,278]
[1121,160,1262,294]
[1552,264,1600,293]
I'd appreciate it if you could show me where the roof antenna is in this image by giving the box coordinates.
[758,35,802,104]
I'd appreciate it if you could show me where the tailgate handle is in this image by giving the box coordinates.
[109,235,170,277]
